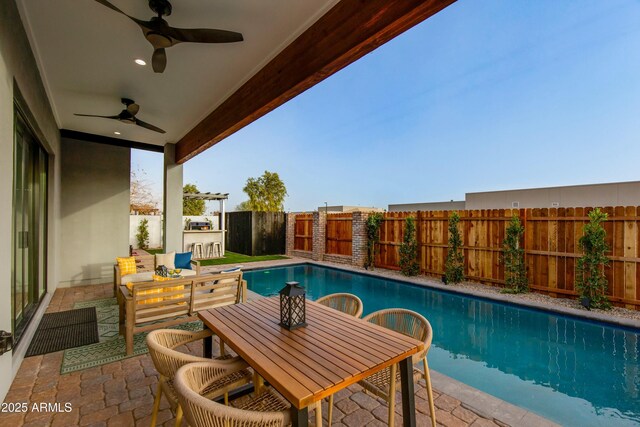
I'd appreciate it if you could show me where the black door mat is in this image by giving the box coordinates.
[36,307,97,329]
[26,308,99,357]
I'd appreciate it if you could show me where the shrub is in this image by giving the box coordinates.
[364,212,384,270]
[136,218,150,249]
[576,208,611,309]
[502,215,528,293]
[445,212,464,284]
[399,216,420,276]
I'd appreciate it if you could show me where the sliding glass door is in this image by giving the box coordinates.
[12,109,48,344]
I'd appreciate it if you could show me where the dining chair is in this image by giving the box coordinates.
[174,361,324,427]
[146,329,252,426]
[316,293,364,318]
[316,292,364,426]
[358,308,436,427]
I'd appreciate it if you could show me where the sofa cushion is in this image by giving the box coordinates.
[116,256,137,276]
[179,269,197,277]
[174,252,192,270]
[155,252,176,270]
[122,271,154,283]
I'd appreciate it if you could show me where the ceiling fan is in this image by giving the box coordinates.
[75,98,166,134]
[94,0,243,73]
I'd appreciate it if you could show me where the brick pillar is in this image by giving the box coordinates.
[351,211,367,267]
[312,211,326,261]
[285,213,296,256]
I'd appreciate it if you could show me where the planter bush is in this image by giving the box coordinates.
[399,216,420,276]
[576,208,611,309]
[502,214,528,293]
[365,213,384,270]
[445,212,464,284]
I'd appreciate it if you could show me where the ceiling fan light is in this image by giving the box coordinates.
[114,131,121,135]
[134,58,146,66]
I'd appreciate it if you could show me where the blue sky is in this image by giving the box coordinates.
[132,0,640,212]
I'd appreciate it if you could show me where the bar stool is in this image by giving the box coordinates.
[213,242,222,258]
[205,242,214,258]
[191,242,203,259]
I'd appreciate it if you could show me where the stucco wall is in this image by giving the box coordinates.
[0,0,61,402]
[388,201,466,212]
[59,138,130,286]
[466,181,640,209]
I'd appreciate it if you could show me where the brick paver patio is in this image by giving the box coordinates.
[0,283,500,427]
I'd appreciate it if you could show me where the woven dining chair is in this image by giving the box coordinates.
[146,329,253,426]
[358,309,436,427]
[315,293,364,318]
[316,292,364,426]
[174,361,324,427]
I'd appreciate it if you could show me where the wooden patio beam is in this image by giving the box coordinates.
[175,0,456,163]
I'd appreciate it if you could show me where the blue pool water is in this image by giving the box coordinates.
[244,264,640,427]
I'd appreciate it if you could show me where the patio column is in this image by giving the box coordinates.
[163,143,183,252]
[219,199,226,255]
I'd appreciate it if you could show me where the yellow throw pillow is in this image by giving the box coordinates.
[117,257,137,276]
[127,282,163,305]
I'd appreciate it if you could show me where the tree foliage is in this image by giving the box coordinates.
[502,215,528,293]
[136,219,150,249]
[576,208,611,309]
[240,171,288,212]
[445,212,464,284]
[399,217,420,276]
[130,169,159,213]
[235,200,252,211]
[183,183,205,216]
[364,212,384,270]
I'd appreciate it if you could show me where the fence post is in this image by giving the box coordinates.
[351,211,367,267]
[312,211,327,261]
[285,213,296,256]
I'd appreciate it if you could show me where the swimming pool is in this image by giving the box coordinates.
[244,264,640,426]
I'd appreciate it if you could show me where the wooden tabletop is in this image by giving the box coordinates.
[199,296,424,409]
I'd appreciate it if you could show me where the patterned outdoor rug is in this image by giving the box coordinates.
[60,297,202,374]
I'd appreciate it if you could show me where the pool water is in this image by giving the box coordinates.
[244,264,640,427]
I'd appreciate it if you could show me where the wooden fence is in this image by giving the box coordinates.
[294,213,313,251]
[326,213,353,256]
[375,207,640,310]
[226,211,285,256]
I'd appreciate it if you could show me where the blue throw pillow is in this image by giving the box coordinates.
[175,252,192,270]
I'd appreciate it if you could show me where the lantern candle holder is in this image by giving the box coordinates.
[279,281,307,330]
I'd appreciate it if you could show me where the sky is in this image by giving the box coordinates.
[131,0,640,213]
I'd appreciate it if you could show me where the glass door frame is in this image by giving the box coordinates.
[12,105,48,345]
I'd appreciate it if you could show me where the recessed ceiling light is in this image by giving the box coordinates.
[134,59,146,66]
[114,131,121,135]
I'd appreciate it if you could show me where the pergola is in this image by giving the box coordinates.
[183,192,229,255]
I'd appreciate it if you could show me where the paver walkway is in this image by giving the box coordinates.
[1,283,501,427]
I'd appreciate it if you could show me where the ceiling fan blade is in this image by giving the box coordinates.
[152,48,167,73]
[74,113,120,120]
[165,27,243,44]
[93,0,152,30]
[126,103,140,116]
[135,118,166,134]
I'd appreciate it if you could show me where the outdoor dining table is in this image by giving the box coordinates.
[198,296,425,427]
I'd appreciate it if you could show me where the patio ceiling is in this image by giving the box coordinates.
[17,0,456,161]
